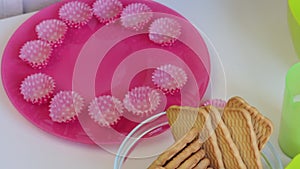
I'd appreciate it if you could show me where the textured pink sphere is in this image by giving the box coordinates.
[88,95,124,127]
[19,40,52,69]
[49,91,84,123]
[123,86,161,116]
[149,17,181,46]
[20,73,55,104]
[121,3,153,31]
[59,1,93,28]
[152,64,187,94]
[92,0,123,23]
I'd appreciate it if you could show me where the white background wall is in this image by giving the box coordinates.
[0,0,60,19]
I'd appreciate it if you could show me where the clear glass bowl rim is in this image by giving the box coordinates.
[113,112,283,169]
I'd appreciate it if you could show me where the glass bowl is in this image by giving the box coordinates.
[114,112,283,169]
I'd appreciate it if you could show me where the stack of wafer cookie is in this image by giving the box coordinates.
[148,128,212,169]
[160,96,273,169]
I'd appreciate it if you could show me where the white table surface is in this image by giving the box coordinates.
[0,0,297,168]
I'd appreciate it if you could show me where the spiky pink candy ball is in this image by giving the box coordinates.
[121,3,153,31]
[149,17,181,46]
[92,0,123,23]
[152,64,187,94]
[49,91,84,123]
[88,95,123,127]
[202,99,226,109]
[123,86,161,116]
[19,40,52,69]
[59,1,93,28]
[35,19,68,47]
[20,73,55,104]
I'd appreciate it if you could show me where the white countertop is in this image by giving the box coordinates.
[0,0,297,168]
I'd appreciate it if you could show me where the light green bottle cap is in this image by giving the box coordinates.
[288,0,300,58]
[286,154,300,169]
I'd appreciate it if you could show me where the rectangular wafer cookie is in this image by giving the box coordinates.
[164,138,203,169]
[166,106,224,169]
[192,157,211,169]
[148,127,200,169]
[221,107,262,169]
[203,106,247,169]
[226,96,273,150]
[177,149,206,169]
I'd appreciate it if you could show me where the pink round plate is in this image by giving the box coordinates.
[1,0,210,145]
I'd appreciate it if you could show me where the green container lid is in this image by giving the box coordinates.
[286,154,300,169]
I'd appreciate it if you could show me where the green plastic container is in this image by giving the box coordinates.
[285,154,300,169]
[288,0,300,58]
[279,63,300,158]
